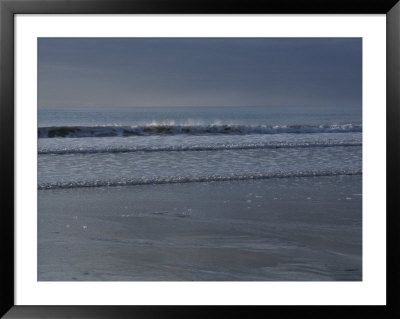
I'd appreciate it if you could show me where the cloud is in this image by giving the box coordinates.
[38,38,361,108]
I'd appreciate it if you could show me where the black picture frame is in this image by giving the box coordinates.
[1,0,399,318]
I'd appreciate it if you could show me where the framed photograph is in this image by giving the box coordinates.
[1,0,399,318]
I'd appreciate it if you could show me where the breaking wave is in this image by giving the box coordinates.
[38,169,362,190]
[38,123,362,138]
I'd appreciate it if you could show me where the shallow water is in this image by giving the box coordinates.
[38,106,362,189]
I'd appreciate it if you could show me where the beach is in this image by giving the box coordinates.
[38,174,362,281]
[37,39,363,283]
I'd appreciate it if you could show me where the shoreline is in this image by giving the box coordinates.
[38,169,362,190]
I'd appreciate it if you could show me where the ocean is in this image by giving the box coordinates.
[38,105,362,281]
[38,105,361,188]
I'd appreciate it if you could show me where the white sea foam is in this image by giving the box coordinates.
[38,169,362,190]
[38,141,362,155]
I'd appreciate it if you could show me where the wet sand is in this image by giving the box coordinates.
[38,175,362,281]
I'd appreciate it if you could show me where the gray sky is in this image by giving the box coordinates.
[38,38,362,108]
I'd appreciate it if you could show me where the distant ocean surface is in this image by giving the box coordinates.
[38,106,362,189]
